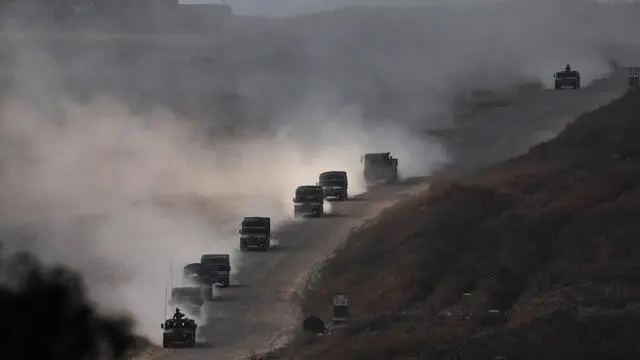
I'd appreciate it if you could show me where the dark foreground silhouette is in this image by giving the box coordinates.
[0,250,136,360]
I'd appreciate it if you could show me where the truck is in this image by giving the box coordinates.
[239,216,271,251]
[199,254,231,288]
[161,317,197,348]
[182,263,214,301]
[293,185,324,218]
[317,171,348,201]
[169,286,204,316]
[554,64,581,90]
[361,152,399,185]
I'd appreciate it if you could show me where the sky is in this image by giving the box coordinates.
[216,0,503,17]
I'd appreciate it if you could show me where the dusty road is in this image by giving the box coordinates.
[146,68,630,360]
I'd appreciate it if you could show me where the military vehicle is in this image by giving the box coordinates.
[199,254,231,288]
[161,317,197,348]
[183,263,203,285]
[182,263,214,301]
[362,152,399,185]
[169,286,204,316]
[317,171,348,201]
[293,185,324,218]
[554,64,581,90]
[239,216,271,251]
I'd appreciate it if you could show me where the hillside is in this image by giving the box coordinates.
[279,89,640,360]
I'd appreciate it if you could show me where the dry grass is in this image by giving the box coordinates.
[268,89,640,360]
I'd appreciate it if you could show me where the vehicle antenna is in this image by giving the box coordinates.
[169,260,174,290]
[164,283,168,319]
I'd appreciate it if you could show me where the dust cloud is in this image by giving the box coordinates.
[0,0,637,346]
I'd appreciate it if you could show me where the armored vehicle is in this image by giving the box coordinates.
[317,171,348,201]
[362,152,399,185]
[293,185,324,218]
[554,64,581,89]
[199,254,231,288]
[169,286,204,316]
[182,263,214,301]
[161,317,197,348]
[239,216,271,251]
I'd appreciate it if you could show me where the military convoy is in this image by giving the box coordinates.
[362,152,399,185]
[163,62,596,350]
[239,216,271,251]
[317,171,348,200]
[554,64,581,90]
[293,185,325,217]
[167,153,407,349]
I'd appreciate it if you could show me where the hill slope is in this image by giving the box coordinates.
[291,89,640,360]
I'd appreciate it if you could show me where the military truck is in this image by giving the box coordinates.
[239,216,271,251]
[199,254,231,288]
[362,152,399,185]
[183,263,203,285]
[169,286,203,316]
[182,263,214,301]
[554,64,581,90]
[293,185,324,218]
[317,171,348,201]
[161,317,197,348]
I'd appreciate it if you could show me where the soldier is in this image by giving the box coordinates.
[173,308,185,320]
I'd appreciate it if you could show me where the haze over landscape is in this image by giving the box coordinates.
[0,0,638,358]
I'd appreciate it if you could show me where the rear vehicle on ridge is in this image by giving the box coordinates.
[293,185,324,218]
[239,216,271,251]
[362,152,399,185]
[317,171,348,201]
[199,254,231,288]
[161,317,197,348]
[554,63,581,90]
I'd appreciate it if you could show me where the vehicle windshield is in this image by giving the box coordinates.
[319,173,346,185]
[557,71,577,78]
[241,226,269,234]
[242,219,268,228]
[295,187,322,200]
[201,257,230,269]
[364,154,390,164]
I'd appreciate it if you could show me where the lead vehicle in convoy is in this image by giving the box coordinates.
[239,216,271,251]
[199,254,231,288]
[362,152,399,185]
[161,318,197,348]
[293,185,324,218]
[554,64,581,90]
[317,171,348,201]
